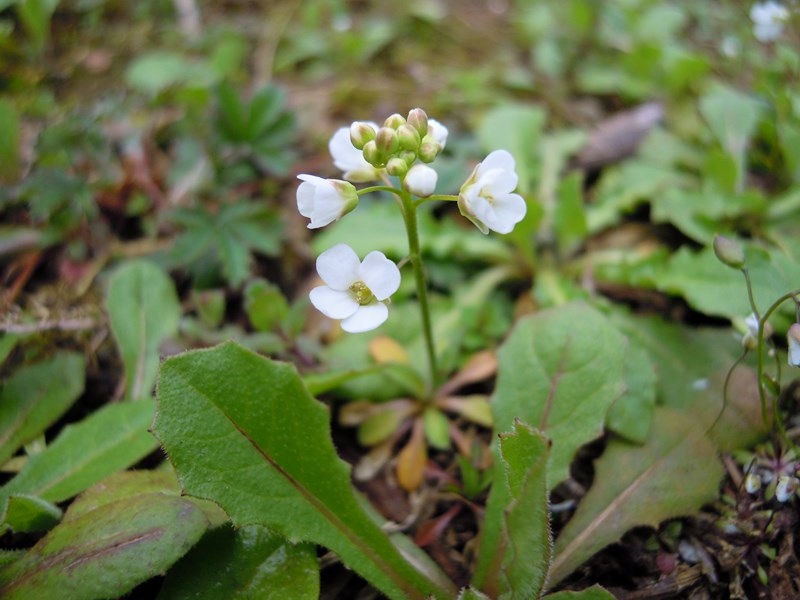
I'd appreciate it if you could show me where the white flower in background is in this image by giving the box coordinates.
[750,1,789,43]
[744,471,762,494]
[310,244,401,333]
[329,123,380,182]
[296,175,358,228]
[457,149,527,234]
[775,474,798,502]
[404,164,438,197]
[427,119,448,148]
[788,323,800,367]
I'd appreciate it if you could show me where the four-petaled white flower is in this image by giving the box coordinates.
[310,244,401,333]
[296,175,359,229]
[457,149,527,234]
[404,164,438,197]
[750,1,789,42]
[788,323,800,367]
[329,123,381,182]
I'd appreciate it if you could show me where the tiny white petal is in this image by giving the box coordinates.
[404,164,438,198]
[428,119,448,148]
[788,323,800,367]
[341,303,389,333]
[329,125,380,182]
[309,286,359,319]
[316,244,360,290]
[359,251,401,301]
[477,149,516,176]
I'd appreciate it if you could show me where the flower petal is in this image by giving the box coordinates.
[309,286,359,319]
[477,149,515,176]
[316,243,361,289]
[484,193,527,234]
[341,303,389,333]
[359,251,401,301]
[329,125,380,182]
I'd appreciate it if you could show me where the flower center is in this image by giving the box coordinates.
[349,281,375,305]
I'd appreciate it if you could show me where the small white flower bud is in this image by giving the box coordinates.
[418,140,441,163]
[383,113,406,129]
[406,108,428,137]
[349,121,376,150]
[403,164,438,198]
[713,235,746,270]
[397,124,421,152]
[775,475,797,503]
[375,127,400,158]
[386,157,409,177]
[745,471,762,494]
[788,323,800,368]
[362,140,383,167]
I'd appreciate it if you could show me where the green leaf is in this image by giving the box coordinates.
[244,278,289,332]
[606,342,656,444]
[106,260,181,401]
[0,98,20,181]
[0,489,210,599]
[473,303,625,590]
[1,495,62,533]
[473,421,552,599]
[544,585,617,600]
[698,85,763,192]
[1,400,158,503]
[553,172,587,255]
[153,342,455,600]
[158,524,319,600]
[549,407,723,586]
[0,352,85,466]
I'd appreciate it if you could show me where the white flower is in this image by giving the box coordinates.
[427,119,448,148]
[310,244,401,333]
[788,323,800,367]
[457,149,527,234]
[296,175,358,228]
[745,471,762,494]
[329,124,381,182]
[775,475,797,502]
[750,1,789,42]
[404,164,438,197]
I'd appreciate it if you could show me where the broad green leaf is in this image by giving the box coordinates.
[549,407,723,586]
[158,524,318,600]
[553,172,587,255]
[491,302,626,487]
[1,400,158,503]
[477,103,545,194]
[0,491,210,599]
[153,342,455,600]
[106,260,181,401]
[0,352,85,466]
[698,85,763,192]
[544,585,617,600]
[473,303,625,589]
[656,243,800,321]
[473,421,552,599]
[606,342,656,444]
[1,494,61,533]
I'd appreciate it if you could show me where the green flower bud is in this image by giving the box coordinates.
[386,157,409,177]
[406,108,429,137]
[713,235,746,270]
[397,124,421,152]
[399,150,417,165]
[375,126,400,158]
[349,121,376,150]
[418,139,441,163]
[362,140,384,168]
[383,113,406,129]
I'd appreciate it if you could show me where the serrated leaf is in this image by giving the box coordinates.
[106,260,180,401]
[153,342,454,600]
[0,491,210,600]
[473,421,552,599]
[158,524,318,600]
[474,303,625,590]
[549,407,723,586]
[1,400,158,504]
[0,352,85,466]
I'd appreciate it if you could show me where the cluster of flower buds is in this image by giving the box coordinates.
[743,450,800,503]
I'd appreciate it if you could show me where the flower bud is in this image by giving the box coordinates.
[350,121,376,150]
[745,471,762,494]
[386,157,409,177]
[362,140,383,167]
[713,235,746,270]
[397,124,421,152]
[775,475,797,503]
[788,323,800,367]
[399,150,417,165]
[383,113,406,129]
[418,140,441,163]
[403,164,438,197]
[406,108,429,137]
[375,127,400,158]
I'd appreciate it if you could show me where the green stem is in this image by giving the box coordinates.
[400,190,438,396]
[358,185,401,197]
[413,194,458,207]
